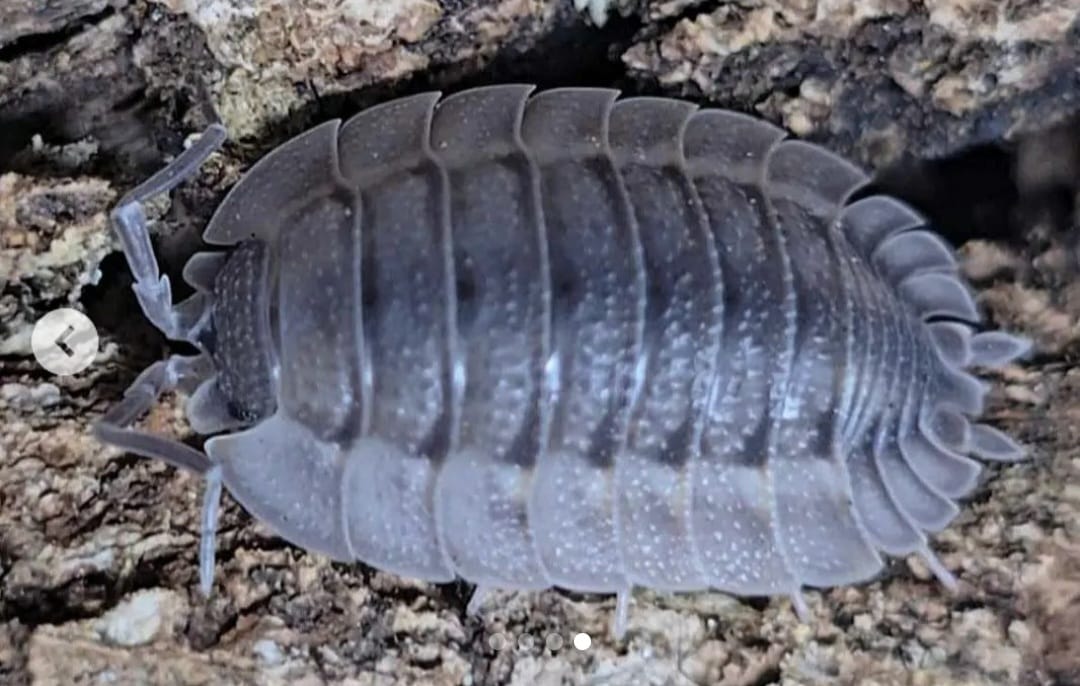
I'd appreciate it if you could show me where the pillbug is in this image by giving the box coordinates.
[95,85,1032,636]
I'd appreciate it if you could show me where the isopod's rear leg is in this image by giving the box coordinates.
[789,589,810,622]
[614,589,630,640]
[466,584,492,616]
[110,124,227,340]
[93,354,225,595]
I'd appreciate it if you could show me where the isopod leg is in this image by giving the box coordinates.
[466,584,491,616]
[613,589,631,640]
[200,465,223,595]
[110,124,227,340]
[94,355,213,474]
[94,354,224,594]
[918,547,959,591]
[789,589,810,622]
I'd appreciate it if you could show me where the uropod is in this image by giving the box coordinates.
[95,85,1033,637]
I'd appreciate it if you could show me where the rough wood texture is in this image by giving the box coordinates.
[1,1,1078,684]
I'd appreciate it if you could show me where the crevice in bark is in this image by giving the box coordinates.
[0,6,118,62]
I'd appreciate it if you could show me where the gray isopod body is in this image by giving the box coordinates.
[95,85,1033,636]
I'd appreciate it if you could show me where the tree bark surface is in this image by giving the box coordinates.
[1,2,1078,684]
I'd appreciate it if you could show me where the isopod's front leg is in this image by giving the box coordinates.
[110,124,227,341]
[198,464,224,596]
[95,355,213,471]
[103,125,230,597]
[93,354,224,595]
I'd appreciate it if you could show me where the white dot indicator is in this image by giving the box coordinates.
[573,632,591,651]
[31,308,99,376]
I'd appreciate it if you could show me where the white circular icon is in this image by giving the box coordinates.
[31,308,99,376]
[573,632,592,651]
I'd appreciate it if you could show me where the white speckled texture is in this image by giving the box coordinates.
[1,1,1078,684]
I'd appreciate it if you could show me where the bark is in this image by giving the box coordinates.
[1,1,1078,684]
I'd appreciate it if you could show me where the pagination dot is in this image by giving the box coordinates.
[573,632,591,651]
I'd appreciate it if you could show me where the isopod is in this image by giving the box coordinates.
[95,85,1032,637]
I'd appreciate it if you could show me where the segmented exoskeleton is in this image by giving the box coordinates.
[95,85,1031,637]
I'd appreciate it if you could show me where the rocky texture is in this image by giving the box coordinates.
[624,0,1080,165]
[155,0,558,139]
[0,174,117,356]
[1,1,1079,685]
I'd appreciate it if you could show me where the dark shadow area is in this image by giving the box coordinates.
[0,6,120,164]
[865,112,1080,260]
[866,141,1021,245]
[252,7,646,153]
[0,7,220,181]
